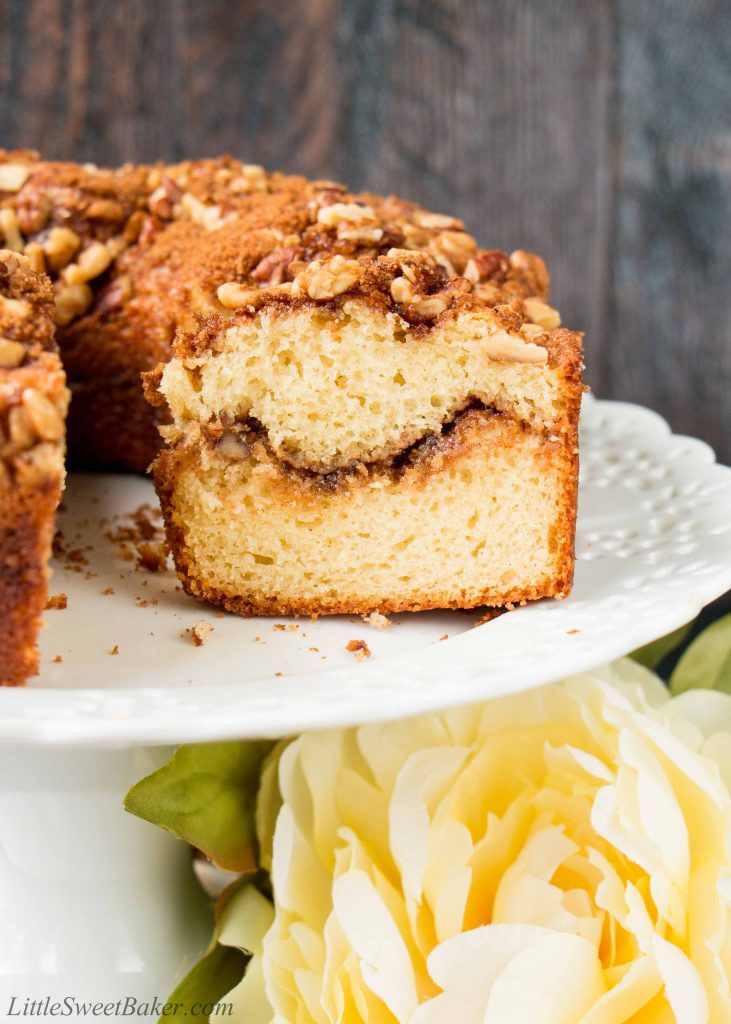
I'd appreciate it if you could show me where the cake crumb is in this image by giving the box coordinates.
[567,628,580,635]
[362,611,391,630]
[191,620,214,646]
[52,654,63,663]
[273,623,287,632]
[47,593,67,610]
[438,633,449,641]
[136,541,168,573]
[346,639,371,661]
[66,548,88,565]
[309,646,320,652]
[110,644,119,655]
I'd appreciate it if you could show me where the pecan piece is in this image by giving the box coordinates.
[251,246,301,286]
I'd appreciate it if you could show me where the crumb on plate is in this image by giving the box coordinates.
[346,639,371,662]
[362,611,391,630]
[191,619,214,646]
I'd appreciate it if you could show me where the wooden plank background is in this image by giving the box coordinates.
[0,0,729,461]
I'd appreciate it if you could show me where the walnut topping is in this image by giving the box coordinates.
[408,295,450,318]
[401,223,430,249]
[217,281,261,308]
[484,329,548,364]
[389,256,451,320]
[0,163,29,192]
[63,241,113,285]
[229,165,267,193]
[0,338,25,367]
[251,246,301,286]
[181,193,229,231]
[414,211,463,230]
[293,255,361,300]
[0,250,24,276]
[430,230,477,273]
[0,292,30,318]
[22,388,64,441]
[317,202,377,228]
[464,250,510,284]
[390,275,419,304]
[23,241,45,273]
[7,404,34,451]
[0,208,24,251]
[510,250,549,296]
[43,227,81,272]
[523,297,561,331]
[148,175,184,218]
[338,224,384,243]
[53,281,93,326]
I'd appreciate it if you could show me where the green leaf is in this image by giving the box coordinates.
[124,741,274,872]
[631,622,694,670]
[159,880,274,1024]
[159,943,248,1024]
[670,613,731,695]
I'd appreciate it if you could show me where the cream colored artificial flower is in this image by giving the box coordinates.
[254,660,731,1023]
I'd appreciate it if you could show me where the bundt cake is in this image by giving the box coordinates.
[0,150,582,680]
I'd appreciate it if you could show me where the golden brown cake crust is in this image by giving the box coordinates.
[0,250,68,684]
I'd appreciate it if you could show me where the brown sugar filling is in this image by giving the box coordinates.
[194,402,550,495]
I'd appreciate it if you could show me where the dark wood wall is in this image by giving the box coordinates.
[0,0,729,461]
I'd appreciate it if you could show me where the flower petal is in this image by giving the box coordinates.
[332,869,419,1022]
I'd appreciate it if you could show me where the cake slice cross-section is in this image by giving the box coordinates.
[147,190,583,616]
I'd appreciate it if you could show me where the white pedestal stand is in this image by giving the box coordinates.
[0,746,212,1021]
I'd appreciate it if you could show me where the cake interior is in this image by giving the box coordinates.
[155,408,576,616]
[152,290,580,616]
[160,301,562,474]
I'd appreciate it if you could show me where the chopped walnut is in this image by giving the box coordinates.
[0,338,25,368]
[251,246,301,286]
[22,388,64,441]
[509,250,549,296]
[63,241,113,285]
[0,163,29,192]
[42,227,81,272]
[53,281,93,326]
[0,208,24,251]
[293,255,361,300]
[217,281,261,308]
[523,297,561,331]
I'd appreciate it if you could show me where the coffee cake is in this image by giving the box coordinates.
[0,150,582,676]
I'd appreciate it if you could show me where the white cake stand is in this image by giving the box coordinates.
[1,396,730,1018]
